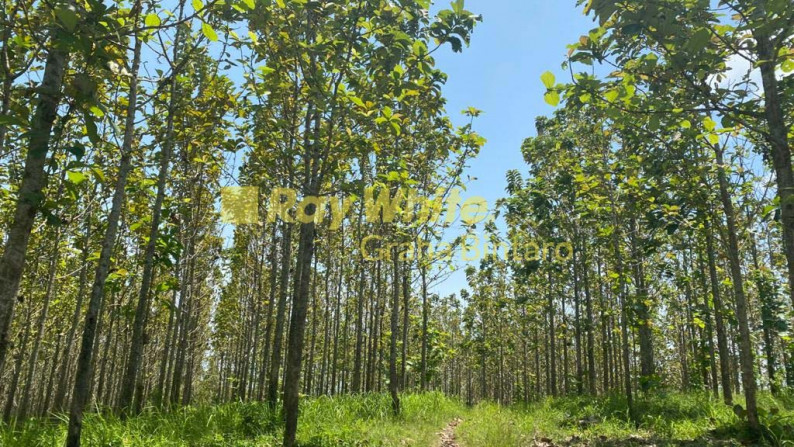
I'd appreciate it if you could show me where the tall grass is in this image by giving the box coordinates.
[457,391,794,446]
[0,392,463,446]
[1,391,791,446]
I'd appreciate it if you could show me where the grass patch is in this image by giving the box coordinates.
[2,391,792,446]
[0,392,463,446]
[456,391,794,446]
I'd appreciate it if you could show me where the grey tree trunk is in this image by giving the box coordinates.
[267,223,292,406]
[118,6,184,410]
[65,28,143,447]
[282,206,317,447]
[389,252,401,414]
[0,43,68,375]
[704,216,733,405]
[714,145,759,434]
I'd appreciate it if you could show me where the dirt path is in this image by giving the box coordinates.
[438,418,462,447]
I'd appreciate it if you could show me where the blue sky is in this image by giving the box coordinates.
[428,0,595,297]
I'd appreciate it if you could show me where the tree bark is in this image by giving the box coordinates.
[65,28,143,447]
[0,43,68,374]
[713,145,759,434]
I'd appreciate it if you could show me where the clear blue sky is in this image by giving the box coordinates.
[428,0,595,297]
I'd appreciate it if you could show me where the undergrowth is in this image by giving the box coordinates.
[1,391,792,446]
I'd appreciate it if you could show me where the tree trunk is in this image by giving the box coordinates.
[0,43,68,374]
[704,216,733,404]
[282,201,317,446]
[713,145,759,434]
[389,251,401,415]
[65,29,143,447]
[118,10,184,410]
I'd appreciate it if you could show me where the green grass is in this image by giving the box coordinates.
[2,391,792,446]
[457,390,794,446]
[0,392,463,446]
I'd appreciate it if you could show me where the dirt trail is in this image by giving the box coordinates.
[438,418,462,447]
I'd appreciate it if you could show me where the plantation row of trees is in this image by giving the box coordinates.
[0,0,792,444]
[450,0,794,438]
[0,0,481,445]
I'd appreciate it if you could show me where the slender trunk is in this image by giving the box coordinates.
[351,205,366,393]
[714,145,759,434]
[548,269,557,396]
[630,217,654,390]
[257,225,279,400]
[65,28,143,447]
[582,240,597,394]
[401,266,410,389]
[119,2,184,410]
[705,216,733,404]
[389,251,401,415]
[54,202,93,411]
[282,199,317,446]
[419,259,429,391]
[3,305,31,422]
[267,222,292,406]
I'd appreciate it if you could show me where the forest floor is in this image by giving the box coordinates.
[1,391,793,446]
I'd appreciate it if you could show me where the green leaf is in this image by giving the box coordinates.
[541,71,555,89]
[276,0,285,7]
[83,112,100,145]
[413,40,427,57]
[703,116,717,131]
[242,0,255,9]
[89,105,105,118]
[67,171,88,185]
[544,91,560,107]
[350,96,366,108]
[145,13,161,27]
[192,0,204,10]
[55,7,78,31]
[604,89,619,102]
[202,22,218,41]
[680,119,691,129]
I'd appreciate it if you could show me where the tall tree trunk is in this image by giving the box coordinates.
[419,257,429,391]
[630,217,654,390]
[401,266,410,389]
[753,31,794,311]
[705,215,733,404]
[267,222,292,406]
[581,239,597,395]
[65,28,143,447]
[282,196,317,447]
[0,42,68,374]
[118,4,184,410]
[547,269,557,396]
[713,145,759,434]
[389,251,401,415]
